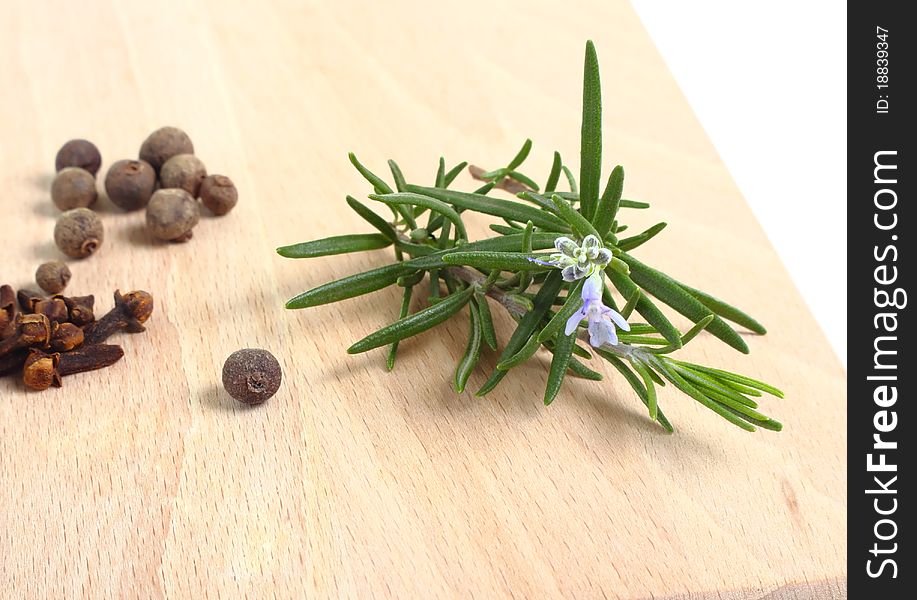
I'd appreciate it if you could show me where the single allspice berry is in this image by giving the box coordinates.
[146,189,199,242]
[160,154,207,197]
[51,167,98,211]
[139,126,194,172]
[200,174,238,215]
[105,159,157,211]
[55,139,102,176]
[35,261,71,294]
[54,208,104,258]
[222,348,282,405]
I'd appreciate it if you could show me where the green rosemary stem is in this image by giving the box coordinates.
[443,266,530,316]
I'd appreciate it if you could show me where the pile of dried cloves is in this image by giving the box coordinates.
[0,284,153,391]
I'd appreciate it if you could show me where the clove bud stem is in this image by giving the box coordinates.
[83,290,154,344]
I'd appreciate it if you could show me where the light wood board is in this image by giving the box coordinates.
[0,1,847,598]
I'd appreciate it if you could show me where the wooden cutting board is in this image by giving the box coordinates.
[0,1,847,598]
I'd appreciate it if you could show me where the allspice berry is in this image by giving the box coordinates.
[200,174,238,215]
[222,348,282,405]
[35,261,72,294]
[160,154,207,197]
[54,208,104,259]
[105,159,157,211]
[146,188,199,242]
[51,167,97,211]
[139,126,194,172]
[55,139,102,176]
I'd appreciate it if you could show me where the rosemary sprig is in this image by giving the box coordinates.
[278,41,784,433]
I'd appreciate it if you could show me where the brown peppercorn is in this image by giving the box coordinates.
[55,139,102,176]
[146,189,199,242]
[51,167,98,211]
[222,349,282,405]
[54,208,104,258]
[35,261,71,294]
[105,159,157,211]
[160,154,207,197]
[200,174,238,215]
[139,126,194,172]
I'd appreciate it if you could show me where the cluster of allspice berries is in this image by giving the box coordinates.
[50,128,238,261]
[0,284,154,391]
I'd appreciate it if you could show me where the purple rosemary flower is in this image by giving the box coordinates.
[565,270,630,347]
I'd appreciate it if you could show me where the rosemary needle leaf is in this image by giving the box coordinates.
[631,359,658,419]
[478,271,564,395]
[676,362,785,398]
[454,303,483,392]
[489,224,522,235]
[566,357,603,380]
[444,161,468,187]
[679,283,767,334]
[286,262,415,309]
[507,138,533,170]
[369,192,467,240]
[277,233,392,258]
[579,40,602,221]
[552,194,601,240]
[348,287,474,353]
[607,269,682,348]
[387,285,415,370]
[405,185,570,232]
[562,166,578,193]
[538,279,584,342]
[600,352,671,431]
[497,330,543,370]
[345,196,399,242]
[443,251,548,271]
[544,331,576,405]
[474,293,498,350]
[435,157,446,187]
[506,170,540,191]
[617,222,667,251]
[593,166,624,238]
[348,152,393,194]
[545,151,562,193]
[388,160,408,192]
[516,191,561,213]
[620,254,749,354]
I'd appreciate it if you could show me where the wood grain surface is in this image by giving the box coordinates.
[0,1,847,598]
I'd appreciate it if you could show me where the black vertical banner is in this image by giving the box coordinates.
[849,2,912,596]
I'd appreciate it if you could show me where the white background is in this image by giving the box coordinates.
[631,1,847,366]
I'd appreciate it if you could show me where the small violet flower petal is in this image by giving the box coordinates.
[593,248,612,266]
[565,306,586,335]
[554,236,578,257]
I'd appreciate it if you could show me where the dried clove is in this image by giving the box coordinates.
[17,289,43,313]
[0,350,26,376]
[1,284,16,338]
[21,344,125,390]
[32,297,69,324]
[61,294,95,326]
[23,349,61,391]
[0,314,51,358]
[82,290,154,344]
[57,344,124,377]
[50,322,84,352]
